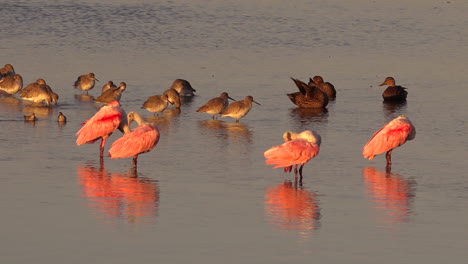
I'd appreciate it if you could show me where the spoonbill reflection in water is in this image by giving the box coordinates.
[264,130,321,183]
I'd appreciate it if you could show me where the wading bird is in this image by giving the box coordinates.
[109,112,160,169]
[196,92,235,119]
[170,79,196,97]
[0,74,23,95]
[379,77,408,102]
[141,94,170,115]
[221,95,260,122]
[362,115,415,168]
[74,73,98,94]
[264,130,321,183]
[76,101,128,158]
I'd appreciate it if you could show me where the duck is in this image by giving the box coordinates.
[95,82,126,104]
[73,73,98,94]
[170,79,196,97]
[221,95,260,122]
[141,94,170,115]
[288,78,328,108]
[197,92,235,119]
[309,75,336,100]
[24,113,37,122]
[379,77,408,102]
[0,64,15,78]
[0,74,23,95]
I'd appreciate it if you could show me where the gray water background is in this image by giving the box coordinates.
[0,0,467,263]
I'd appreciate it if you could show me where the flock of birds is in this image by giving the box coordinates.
[0,63,415,182]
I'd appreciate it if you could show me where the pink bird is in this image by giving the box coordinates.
[76,101,129,158]
[362,115,416,168]
[109,111,160,169]
[264,130,321,183]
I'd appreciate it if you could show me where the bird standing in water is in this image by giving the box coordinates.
[362,115,415,169]
[288,78,328,108]
[170,79,196,97]
[197,92,235,119]
[74,73,98,94]
[76,101,128,158]
[264,130,321,183]
[19,79,56,106]
[221,95,260,122]
[109,112,160,169]
[163,88,181,108]
[95,82,127,104]
[379,77,408,102]
[141,94,170,115]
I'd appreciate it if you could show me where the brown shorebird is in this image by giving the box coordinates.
[0,74,23,95]
[19,79,57,106]
[221,95,260,122]
[95,82,126,104]
[170,79,196,97]
[163,88,181,108]
[196,92,235,119]
[74,73,98,94]
[141,94,170,116]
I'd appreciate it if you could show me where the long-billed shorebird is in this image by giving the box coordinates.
[221,95,260,122]
[74,73,98,94]
[95,82,127,104]
[170,79,196,97]
[197,92,235,119]
[141,94,170,115]
[163,88,181,108]
[19,79,56,106]
[0,74,23,95]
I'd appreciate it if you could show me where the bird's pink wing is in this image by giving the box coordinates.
[362,119,413,160]
[76,106,122,145]
[264,140,320,169]
[109,124,160,159]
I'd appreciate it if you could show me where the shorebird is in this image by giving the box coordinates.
[19,79,56,106]
[170,79,196,97]
[163,88,181,108]
[141,94,170,115]
[221,95,260,122]
[0,74,23,95]
[0,64,15,78]
[95,82,127,104]
[74,73,98,94]
[101,80,117,94]
[196,92,235,119]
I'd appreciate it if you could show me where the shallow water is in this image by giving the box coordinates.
[1,0,467,263]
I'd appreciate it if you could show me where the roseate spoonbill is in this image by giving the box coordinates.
[95,82,126,104]
[362,115,416,168]
[76,101,128,158]
[309,75,336,100]
[57,112,67,123]
[221,95,260,122]
[109,112,160,168]
[141,94,170,115]
[24,113,37,122]
[264,130,321,182]
[197,92,235,119]
[163,88,181,108]
[288,78,328,108]
[0,64,15,78]
[379,77,408,102]
[0,74,23,95]
[19,79,55,106]
[74,73,98,94]
[101,80,117,94]
[170,79,196,97]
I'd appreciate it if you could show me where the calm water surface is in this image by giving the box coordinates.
[1,0,467,263]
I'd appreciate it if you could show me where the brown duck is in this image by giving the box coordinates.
[288,78,328,108]
[379,77,408,102]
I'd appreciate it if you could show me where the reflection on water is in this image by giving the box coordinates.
[198,120,252,143]
[264,180,321,239]
[362,167,416,227]
[144,108,181,134]
[382,101,407,119]
[22,105,54,118]
[289,107,328,130]
[74,94,95,103]
[77,162,159,224]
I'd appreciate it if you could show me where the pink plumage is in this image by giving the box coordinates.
[264,130,321,182]
[108,111,160,168]
[362,115,416,167]
[76,101,126,157]
[109,124,159,159]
